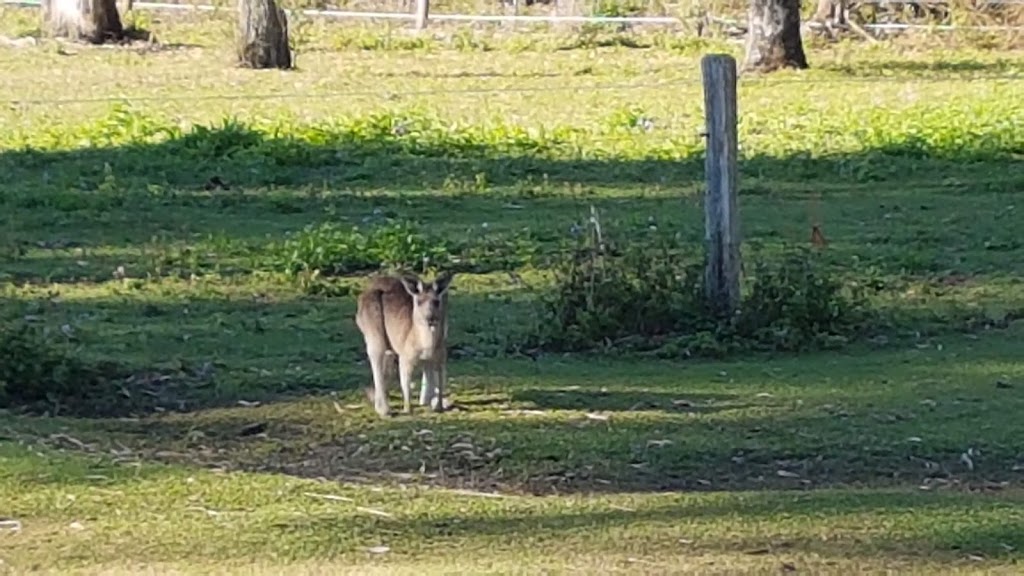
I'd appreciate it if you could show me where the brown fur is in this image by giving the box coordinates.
[355,272,454,417]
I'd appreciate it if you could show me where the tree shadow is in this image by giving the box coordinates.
[374,70,567,79]
[2,278,1022,421]
[3,119,1022,289]
[2,116,1018,195]
[5,307,1022,496]
[511,388,747,413]
[286,489,1024,560]
[820,59,1024,77]
[0,286,541,418]
[6,430,1022,566]
[2,112,1023,497]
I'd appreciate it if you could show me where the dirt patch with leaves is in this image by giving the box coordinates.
[54,387,1024,497]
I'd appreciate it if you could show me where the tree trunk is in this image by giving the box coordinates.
[43,0,124,44]
[743,0,809,73]
[237,0,292,70]
[813,0,846,24]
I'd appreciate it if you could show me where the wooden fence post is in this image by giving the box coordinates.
[701,54,741,318]
[414,0,429,30]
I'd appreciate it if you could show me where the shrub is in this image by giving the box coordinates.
[0,320,128,417]
[533,226,709,352]
[735,247,873,351]
[277,218,452,278]
[276,218,548,283]
[528,210,875,358]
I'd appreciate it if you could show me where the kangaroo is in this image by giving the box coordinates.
[355,271,454,418]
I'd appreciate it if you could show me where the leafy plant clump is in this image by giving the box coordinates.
[277,218,452,278]
[275,218,546,284]
[528,212,876,358]
[0,320,140,417]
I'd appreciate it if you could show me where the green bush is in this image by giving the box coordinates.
[277,219,453,278]
[0,320,129,417]
[534,228,708,352]
[735,247,873,351]
[529,211,876,358]
[274,218,547,288]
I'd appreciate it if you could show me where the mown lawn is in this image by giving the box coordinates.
[2,8,1024,575]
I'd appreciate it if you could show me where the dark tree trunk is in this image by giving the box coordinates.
[237,0,292,70]
[743,0,809,73]
[43,0,124,44]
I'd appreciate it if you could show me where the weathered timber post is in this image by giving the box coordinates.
[701,54,741,318]
[414,0,429,30]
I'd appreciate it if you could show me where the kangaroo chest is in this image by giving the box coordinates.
[395,326,444,363]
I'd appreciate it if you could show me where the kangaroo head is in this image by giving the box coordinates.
[399,272,454,333]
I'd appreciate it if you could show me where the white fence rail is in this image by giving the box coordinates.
[6,0,687,26]
[4,0,1024,31]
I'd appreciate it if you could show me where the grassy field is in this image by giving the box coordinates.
[3,7,1024,575]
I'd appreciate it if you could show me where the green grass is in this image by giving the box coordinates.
[3,9,1024,575]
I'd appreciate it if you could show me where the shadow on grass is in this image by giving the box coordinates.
[5,317,1022,496]
[511,388,746,413]
[2,97,1024,571]
[291,490,1024,560]
[2,119,1023,288]
[4,430,1023,566]
[2,279,1022,420]
[820,58,1024,77]
[2,116,1021,196]
[0,287,540,417]
[375,70,569,79]
[2,118,1023,493]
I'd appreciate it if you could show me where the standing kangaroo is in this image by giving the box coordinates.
[355,272,454,417]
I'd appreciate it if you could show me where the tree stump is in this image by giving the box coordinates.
[237,0,292,70]
[43,0,124,44]
[742,0,809,73]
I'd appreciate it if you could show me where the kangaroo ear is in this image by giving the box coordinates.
[433,271,454,296]
[398,274,422,296]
